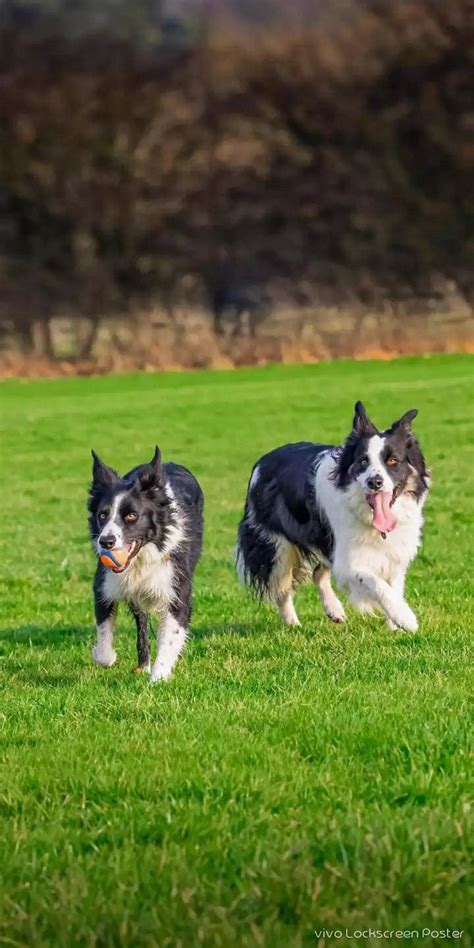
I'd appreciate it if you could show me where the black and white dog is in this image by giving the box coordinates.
[236,402,430,632]
[88,447,203,681]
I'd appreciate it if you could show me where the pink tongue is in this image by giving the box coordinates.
[368,492,397,533]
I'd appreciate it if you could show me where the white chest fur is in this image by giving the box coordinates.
[102,543,176,614]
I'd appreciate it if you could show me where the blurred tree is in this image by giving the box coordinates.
[0,0,472,359]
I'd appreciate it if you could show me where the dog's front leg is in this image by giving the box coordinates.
[129,603,151,672]
[150,605,189,683]
[350,571,418,632]
[92,589,118,667]
[386,568,414,630]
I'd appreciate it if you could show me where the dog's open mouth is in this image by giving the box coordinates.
[99,541,138,573]
[366,491,397,535]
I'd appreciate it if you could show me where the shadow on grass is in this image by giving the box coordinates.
[0,623,91,649]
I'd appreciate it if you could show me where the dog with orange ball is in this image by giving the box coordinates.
[88,446,203,682]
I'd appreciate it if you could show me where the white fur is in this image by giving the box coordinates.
[357,434,394,493]
[92,616,117,667]
[249,465,260,490]
[161,485,188,556]
[314,565,346,623]
[315,452,427,631]
[151,613,188,682]
[102,542,178,614]
[97,492,126,551]
[276,590,300,626]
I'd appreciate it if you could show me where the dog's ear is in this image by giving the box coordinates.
[352,401,377,436]
[389,408,418,433]
[388,409,428,482]
[137,446,164,492]
[91,450,119,486]
[334,402,376,487]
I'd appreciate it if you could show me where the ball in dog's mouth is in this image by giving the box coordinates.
[365,491,397,534]
[99,541,137,572]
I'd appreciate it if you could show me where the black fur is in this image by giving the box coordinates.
[237,442,334,597]
[129,603,150,671]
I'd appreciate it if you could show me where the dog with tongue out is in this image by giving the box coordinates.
[236,400,430,634]
[340,402,422,538]
[329,400,431,629]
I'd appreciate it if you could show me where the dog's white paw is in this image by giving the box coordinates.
[92,645,117,667]
[277,600,301,626]
[324,598,346,623]
[390,602,418,633]
[150,662,174,683]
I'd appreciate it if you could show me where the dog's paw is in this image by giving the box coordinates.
[150,662,174,684]
[390,602,418,633]
[133,662,151,674]
[92,645,117,667]
[324,597,346,623]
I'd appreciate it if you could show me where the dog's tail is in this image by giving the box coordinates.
[235,515,277,599]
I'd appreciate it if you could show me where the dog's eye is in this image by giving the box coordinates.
[124,512,138,523]
[387,457,399,467]
[359,456,369,468]
[98,511,108,521]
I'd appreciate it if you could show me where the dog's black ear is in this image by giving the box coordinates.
[137,446,163,492]
[390,408,418,432]
[334,402,376,487]
[91,450,119,485]
[352,401,377,436]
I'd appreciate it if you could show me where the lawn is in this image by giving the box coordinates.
[0,355,473,947]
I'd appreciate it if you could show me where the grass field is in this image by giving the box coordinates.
[1,355,473,947]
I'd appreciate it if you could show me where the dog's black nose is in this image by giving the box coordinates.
[367,475,383,491]
[100,534,117,550]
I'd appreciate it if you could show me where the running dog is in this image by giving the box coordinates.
[236,402,430,631]
[88,447,203,681]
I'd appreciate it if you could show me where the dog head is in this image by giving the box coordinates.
[88,446,172,571]
[334,402,430,534]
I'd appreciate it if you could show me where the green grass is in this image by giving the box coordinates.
[0,355,473,947]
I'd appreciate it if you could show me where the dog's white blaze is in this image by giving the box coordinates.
[358,434,394,492]
[97,491,126,551]
[151,613,188,682]
[92,616,117,667]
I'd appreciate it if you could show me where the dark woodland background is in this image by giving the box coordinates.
[0,0,473,373]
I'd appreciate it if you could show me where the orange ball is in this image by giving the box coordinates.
[100,547,129,571]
